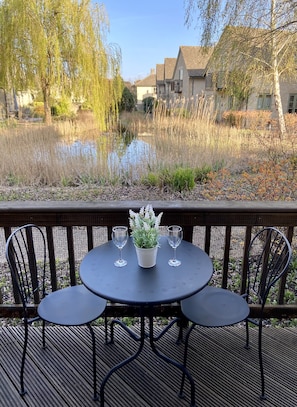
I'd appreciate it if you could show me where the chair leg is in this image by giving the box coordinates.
[88,323,98,401]
[42,319,46,349]
[258,321,267,400]
[177,324,183,344]
[104,314,109,344]
[20,320,28,396]
[179,323,196,398]
[245,319,250,349]
[176,314,189,344]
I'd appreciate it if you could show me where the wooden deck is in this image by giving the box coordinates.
[1,323,297,407]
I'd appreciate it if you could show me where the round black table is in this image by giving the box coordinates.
[80,236,213,407]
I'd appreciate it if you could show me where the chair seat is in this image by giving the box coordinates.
[38,285,106,326]
[181,286,250,327]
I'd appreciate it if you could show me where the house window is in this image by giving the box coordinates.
[257,94,272,110]
[170,82,175,92]
[179,68,183,80]
[288,94,297,113]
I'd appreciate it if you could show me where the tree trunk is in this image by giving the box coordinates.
[3,88,8,119]
[42,82,52,125]
[271,0,286,138]
[273,65,287,138]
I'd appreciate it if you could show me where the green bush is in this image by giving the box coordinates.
[51,97,72,118]
[158,168,172,188]
[143,97,155,114]
[142,167,197,192]
[142,172,159,187]
[119,87,136,112]
[170,167,195,192]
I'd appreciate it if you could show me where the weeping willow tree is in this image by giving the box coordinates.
[0,0,122,128]
[184,0,297,137]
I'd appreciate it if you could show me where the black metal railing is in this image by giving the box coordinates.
[1,200,297,319]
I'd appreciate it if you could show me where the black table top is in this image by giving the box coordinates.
[80,237,213,306]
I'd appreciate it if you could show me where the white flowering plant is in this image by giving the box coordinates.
[129,204,163,249]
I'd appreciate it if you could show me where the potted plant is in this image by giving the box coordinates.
[129,204,163,267]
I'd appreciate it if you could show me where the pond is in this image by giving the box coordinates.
[57,133,156,181]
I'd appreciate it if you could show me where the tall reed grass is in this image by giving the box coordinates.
[0,104,288,187]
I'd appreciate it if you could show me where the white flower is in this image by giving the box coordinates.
[129,205,163,249]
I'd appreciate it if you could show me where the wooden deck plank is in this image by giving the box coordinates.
[177,326,297,407]
[1,325,297,407]
[1,327,70,407]
[107,331,188,407]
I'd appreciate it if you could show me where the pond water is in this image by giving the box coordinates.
[108,139,155,178]
[57,134,156,180]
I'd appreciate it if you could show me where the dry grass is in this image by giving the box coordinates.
[0,120,107,186]
[0,108,291,187]
[123,104,285,173]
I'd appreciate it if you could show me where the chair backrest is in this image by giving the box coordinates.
[5,224,47,312]
[247,227,292,307]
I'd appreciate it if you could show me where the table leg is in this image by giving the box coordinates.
[100,311,145,407]
[108,318,141,344]
[100,307,196,407]
[148,308,197,407]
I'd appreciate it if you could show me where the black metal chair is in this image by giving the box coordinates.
[5,224,107,400]
[179,227,292,400]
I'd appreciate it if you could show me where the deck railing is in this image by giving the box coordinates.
[1,200,297,319]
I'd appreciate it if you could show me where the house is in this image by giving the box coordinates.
[156,58,176,108]
[141,25,297,125]
[156,63,165,98]
[205,25,297,121]
[135,69,157,109]
[171,46,213,107]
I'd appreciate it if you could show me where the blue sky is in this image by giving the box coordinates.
[100,0,201,82]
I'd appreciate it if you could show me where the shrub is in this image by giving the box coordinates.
[222,110,271,129]
[119,87,136,112]
[51,97,72,118]
[170,167,195,192]
[194,165,212,183]
[32,102,45,118]
[142,167,196,192]
[143,97,155,114]
[158,168,173,189]
[142,172,159,187]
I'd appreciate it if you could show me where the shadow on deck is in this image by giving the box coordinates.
[1,324,297,407]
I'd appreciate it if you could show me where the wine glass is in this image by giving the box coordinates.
[167,225,183,267]
[112,226,128,267]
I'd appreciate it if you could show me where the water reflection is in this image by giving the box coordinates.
[57,135,156,180]
[58,140,97,160]
[108,139,156,179]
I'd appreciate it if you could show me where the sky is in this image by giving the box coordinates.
[100,0,201,82]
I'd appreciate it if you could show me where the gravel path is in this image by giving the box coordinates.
[0,184,209,201]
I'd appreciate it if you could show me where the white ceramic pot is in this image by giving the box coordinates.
[135,245,158,268]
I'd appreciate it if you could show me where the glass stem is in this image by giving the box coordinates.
[173,247,176,261]
[119,248,122,261]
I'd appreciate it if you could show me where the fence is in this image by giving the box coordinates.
[1,200,297,319]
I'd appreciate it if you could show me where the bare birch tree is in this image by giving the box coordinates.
[0,0,122,127]
[185,0,297,137]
